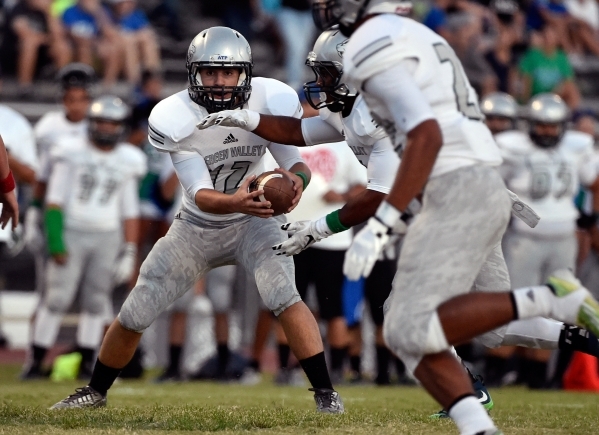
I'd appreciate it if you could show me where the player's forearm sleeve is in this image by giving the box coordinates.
[170,151,214,197]
[366,138,400,194]
[364,63,435,134]
[268,143,304,171]
[301,116,345,146]
[45,208,66,255]
[119,176,140,220]
[45,160,71,206]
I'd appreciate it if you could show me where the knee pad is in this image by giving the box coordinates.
[45,291,71,314]
[383,310,450,373]
[81,292,109,316]
[117,284,161,333]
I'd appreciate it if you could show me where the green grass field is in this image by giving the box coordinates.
[0,366,598,434]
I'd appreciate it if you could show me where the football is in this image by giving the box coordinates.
[249,171,295,216]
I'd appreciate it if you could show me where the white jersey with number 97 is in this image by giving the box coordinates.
[343,14,501,179]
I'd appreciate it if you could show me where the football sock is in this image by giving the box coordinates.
[523,359,548,389]
[31,344,48,367]
[394,356,406,378]
[511,286,557,319]
[217,344,230,375]
[249,358,260,371]
[299,352,333,390]
[167,345,183,373]
[559,324,599,357]
[330,346,347,371]
[89,358,122,396]
[448,395,497,435]
[375,345,390,382]
[78,346,96,368]
[278,344,290,370]
[349,355,361,375]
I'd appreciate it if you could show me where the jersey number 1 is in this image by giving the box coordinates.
[433,43,483,121]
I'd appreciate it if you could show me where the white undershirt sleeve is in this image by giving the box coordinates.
[363,61,435,134]
[268,143,304,170]
[301,116,345,146]
[366,138,400,194]
[170,151,214,198]
[45,160,72,206]
[119,176,140,220]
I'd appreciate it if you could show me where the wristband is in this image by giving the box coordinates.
[295,171,309,190]
[44,208,66,255]
[375,201,402,229]
[325,209,350,233]
[0,171,15,193]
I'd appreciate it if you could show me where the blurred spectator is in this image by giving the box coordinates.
[448,13,498,96]
[525,0,574,52]
[518,24,580,107]
[564,0,599,57]
[147,0,182,42]
[62,0,121,87]
[107,0,161,85]
[423,0,454,39]
[484,0,526,94]
[276,0,315,93]
[128,69,163,146]
[0,0,70,94]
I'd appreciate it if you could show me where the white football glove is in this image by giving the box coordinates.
[272,218,333,256]
[112,242,137,285]
[344,201,403,281]
[196,109,260,131]
[23,206,44,253]
[506,189,540,228]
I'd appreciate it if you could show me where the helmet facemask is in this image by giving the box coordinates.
[303,57,353,113]
[88,118,126,148]
[529,121,565,149]
[188,63,252,113]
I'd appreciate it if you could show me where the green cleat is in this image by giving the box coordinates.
[547,270,599,338]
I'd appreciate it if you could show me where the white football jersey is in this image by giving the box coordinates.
[46,138,147,231]
[318,95,400,194]
[287,142,367,250]
[497,130,597,236]
[148,77,304,222]
[34,110,88,182]
[343,14,501,179]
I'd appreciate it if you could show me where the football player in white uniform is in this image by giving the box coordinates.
[302,2,599,434]
[480,92,519,136]
[497,94,599,388]
[22,96,146,380]
[51,27,344,414]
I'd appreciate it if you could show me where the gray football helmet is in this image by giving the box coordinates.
[57,63,96,92]
[88,95,130,147]
[186,27,253,113]
[526,93,569,149]
[312,0,412,34]
[303,27,357,113]
[481,92,518,119]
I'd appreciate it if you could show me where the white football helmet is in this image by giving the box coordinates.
[186,27,253,113]
[88,95,130,147]
[303,27,357,113]
[312,0,413,34]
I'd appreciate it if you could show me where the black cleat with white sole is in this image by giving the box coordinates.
[309,388,344,414]
[49,386,106,409]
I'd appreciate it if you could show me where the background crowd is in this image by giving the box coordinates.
[1,0,599,391]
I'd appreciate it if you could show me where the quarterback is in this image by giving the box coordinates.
[51,27,344,414]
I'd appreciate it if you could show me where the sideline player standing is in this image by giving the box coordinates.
[23,96,146,379]
[309,2,599,434]
[51,27,344,413]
